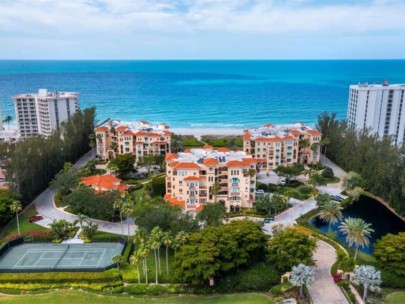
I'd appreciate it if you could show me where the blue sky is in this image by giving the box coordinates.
[0,0,404,59]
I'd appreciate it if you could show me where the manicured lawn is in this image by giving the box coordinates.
[386,292,405,304]
[325,176,341,184]
[1,204,49,238]
[91,230,122,242]
[0,290,275,304]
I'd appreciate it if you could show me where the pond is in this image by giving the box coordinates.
[310,195,405,254]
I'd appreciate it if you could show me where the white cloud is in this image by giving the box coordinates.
[0,0,404,58]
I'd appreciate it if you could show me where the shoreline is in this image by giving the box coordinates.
[171,128,244,139]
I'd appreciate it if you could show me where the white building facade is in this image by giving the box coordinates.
[347,82,405,146]
[13,89,79,138]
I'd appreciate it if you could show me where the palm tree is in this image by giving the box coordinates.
[339,217,374,260]
[3,115,12,130]
[319,201,343,231]
[175,231,190,247]
[113,198,125,236]
[151,226,163,275]
[112,254,122,271]
[162,232,173,275]
[139,244,150,284]
[129,251,141,284]
[283,189,294,206]
[10,200,22,235]
[74,213,89,229]
[289,263,315,299]
[148,236,160,284]
[122,196,135,239]
[353,265,382,303]
[320,137,330,156]
[133,228,148,246]
[210,182,221,203]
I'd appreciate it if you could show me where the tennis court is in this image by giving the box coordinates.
[0,242,124,272]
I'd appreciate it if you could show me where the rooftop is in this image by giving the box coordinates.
[96,119,170,136]
[13,89,79,100]
[245,123,321,141]
[167,147,255,168]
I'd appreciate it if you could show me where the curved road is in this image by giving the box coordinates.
[34,149,136,236]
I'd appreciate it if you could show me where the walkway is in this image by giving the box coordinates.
[307,240,349,304]
[320,155,347,180]
[34,149,136,236]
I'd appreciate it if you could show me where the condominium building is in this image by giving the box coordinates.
[347,81,405,146]
[13,89,79,138]
[164,145,257,213]
[95,120,172,161]
[243,123,321,171]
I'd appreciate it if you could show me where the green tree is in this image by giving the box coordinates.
[316,193,332,208]
[309,173,327,186]
[374,232,405,276]
[150,175,166,197]
[267,227,317,272]
[289,263,315,299]
[129,251,142,284]
[81,221,98,240]
[320,137,331,156]
[255,193,286,215]
[10,200,22,235]
[49,169,79,196]
[210,182,221,203]
[114,197,126,236]
[175,220,267,285]
[0,189,19,225]
[162,231,173,275]
[88,133,96,156]
[318,201,343,231]
[343,171,364,191]
[108,153,135,177]
[48,219,71,240]
[321,167,334,179]
[339,217,374,260]
[112,255,122,271]
[197,202,226,227]
[275,163,304,182]
[122,196,135,238]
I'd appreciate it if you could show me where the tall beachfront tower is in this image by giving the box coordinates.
[13,89,80,138]
[347,81,405,146]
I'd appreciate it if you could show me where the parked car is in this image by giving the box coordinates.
[255,189,265,195]
[28,215,43,223]
[330,195,344,202]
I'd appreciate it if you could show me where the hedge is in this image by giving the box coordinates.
[109,284,186,296]
[121,241,133,264]
[0,271,120,284]
[381,270,405,288]
[270,282,294,295]
[0,281,122,291]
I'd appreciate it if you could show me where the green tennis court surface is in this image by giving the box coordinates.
[0,242,124,272]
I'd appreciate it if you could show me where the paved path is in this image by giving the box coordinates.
[307,240,349,304]
[34,149,136,236]
[320,155,347,180]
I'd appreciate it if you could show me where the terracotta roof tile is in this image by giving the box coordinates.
[203,158,219,166]
[135,131,161,137]
[165,153,178,161]
[203,145,213,150]
[217,147,230,152]
[81,175,129,193]
[95,126,108,132]
[308,129,322,136]
[116,126,127,131]
[175,162,201,169]
[255,136,282,142]
[184,176,200,181]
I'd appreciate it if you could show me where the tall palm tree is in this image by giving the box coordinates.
[112,254,122,271]
[88,133,96,156]
[3,115,12,130]
[10,200,22,235]
[129,251,141,284]
[122,196,135,239]
[339,217,374,260]
[113,198,125,236]
[283,189,294,206]
[148,236,160,284]
[319,201,343,231]
[151,226,163,274]
[210,181,221,203]
[162,231,173,275]
[139,244,150,284]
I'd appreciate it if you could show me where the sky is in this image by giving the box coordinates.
[0,0,404,59]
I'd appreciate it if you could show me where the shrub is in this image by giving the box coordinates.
[216,263,279,292]
[299,186,315,195]
[381,270,405,288]
[322,167,334,178]
[121,241,133,264]
[270,282,294,295]
[257,183,268,191]
[113,284,186,296]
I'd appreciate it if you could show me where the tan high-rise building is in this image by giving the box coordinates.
[164,146,257,213]
[243,123,321,171]
[95,120,171,161]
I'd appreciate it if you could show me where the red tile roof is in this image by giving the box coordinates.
[203,158,219,166]
[255,136,282,142]
[81,175,129,193]
[184,176,200,181]
[196,205,205,212]
[203,145,213,150]
[290,129,301,135]
[174,162,201,169]
[308,129,321,136]
[135,131,161,137]
[217,147,230,152]
[116,126,127,131]
[243,133,251,140]
[95,126,108,132]
[165,153,178,161]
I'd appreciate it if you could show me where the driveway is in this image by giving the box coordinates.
[307,240,349,304]
[34,149,136,236]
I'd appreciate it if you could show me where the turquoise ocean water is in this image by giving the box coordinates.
[1,60,404,129]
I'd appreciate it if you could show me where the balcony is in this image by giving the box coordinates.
[199,191,207,196]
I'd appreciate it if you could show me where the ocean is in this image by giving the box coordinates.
[1,60,404,129]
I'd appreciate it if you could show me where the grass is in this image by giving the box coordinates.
[386,292,405,304]
[91,230,122,242]
[181,136,204,148]
[0,290,274,304]
[325,176,341,184]
[201,136,244,148]
[0,204,49,238]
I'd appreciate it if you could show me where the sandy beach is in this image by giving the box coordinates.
[171,128,243,139]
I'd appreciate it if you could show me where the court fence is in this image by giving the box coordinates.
[0,237,127,273]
